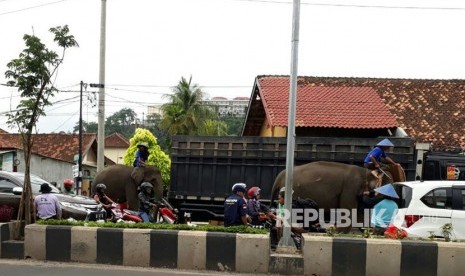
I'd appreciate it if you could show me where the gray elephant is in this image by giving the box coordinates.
[92,164,163,210]
[271,161,380,228]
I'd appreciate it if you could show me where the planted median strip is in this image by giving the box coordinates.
[36,219,268,234]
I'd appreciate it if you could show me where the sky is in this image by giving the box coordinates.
[0,0,464,133]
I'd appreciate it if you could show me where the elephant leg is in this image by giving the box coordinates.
[126,181,139,211]
[336,195,358,233]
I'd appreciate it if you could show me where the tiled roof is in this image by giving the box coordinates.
[0,133,97,163]
[105,132,129,148]
[257,76,397,129]
[251,75,465,151]
[0,128,8,134]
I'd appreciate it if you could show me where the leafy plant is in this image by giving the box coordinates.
[123,128,171,186]
[427,231,435,241]
[441,223,453,242]
[325,225,337,237]
[362,228,374,239]
[36,220,268,234]
[5,25,78,238]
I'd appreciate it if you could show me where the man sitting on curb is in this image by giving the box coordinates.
[34,183,62,220]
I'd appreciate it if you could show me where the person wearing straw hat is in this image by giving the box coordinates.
[133,142,150,167]
[371,183,399,235]
[364,138,400,171]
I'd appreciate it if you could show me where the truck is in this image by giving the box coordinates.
[168,135,422,221]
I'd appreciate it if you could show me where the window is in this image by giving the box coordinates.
[0,177,18,193]
[420,188,452,209]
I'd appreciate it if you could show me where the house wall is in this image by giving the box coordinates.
[105,148,127,164]
[15,151,74,184]
[85,149,97,166]
[259,118,286,137]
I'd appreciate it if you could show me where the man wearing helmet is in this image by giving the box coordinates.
[247,186,275,225]
[138,182,158,222]
[224,183,250,226]
[93,183,116,220]
[62,179,75,195]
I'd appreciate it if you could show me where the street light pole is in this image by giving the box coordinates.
[97,0,107,172]
[278,0,301,251]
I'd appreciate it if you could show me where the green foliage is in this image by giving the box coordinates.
[4,25,78,233]
[123,128,171,185]
[37,220,268,234]
[144,113,171,152]
[219,116,245,136]
[161,76,217,135]
[199,119,228,136]
[106,108,137,138]
[361,227,374,239]
[73,120,98,133]
[441,223,453,242]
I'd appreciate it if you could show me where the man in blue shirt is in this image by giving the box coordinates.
[224,183,249,226]
[134,142,149,167]
[364,138,399,170]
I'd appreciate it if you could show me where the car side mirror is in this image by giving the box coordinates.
[12,187,23,195]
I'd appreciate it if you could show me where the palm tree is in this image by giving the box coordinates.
[161,76,215,135]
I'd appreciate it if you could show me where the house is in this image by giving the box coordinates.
[104,132,130,164]
[0,133,115,191]
[243,75,465,151]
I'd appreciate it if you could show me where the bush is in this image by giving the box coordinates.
[36,220,268,235]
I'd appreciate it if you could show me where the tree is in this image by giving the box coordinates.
[199,119,228,136]
[122,128,171,186]
[144,113,171,152]
[106,108,137,138]
[220,116,245,136]
[73,120,98,133]
[161,76,216,135]
[5,25,78,237]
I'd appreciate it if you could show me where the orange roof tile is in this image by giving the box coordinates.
[258,76,397,129]
[105,133,129,148]
[0,133,97,163]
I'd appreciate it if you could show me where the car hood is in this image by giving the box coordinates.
[54,193,98,205]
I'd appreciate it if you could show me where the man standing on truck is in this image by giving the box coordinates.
[364,138,400,171]
[224,183,249,226]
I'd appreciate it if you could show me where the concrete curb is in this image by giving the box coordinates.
[303,234,465,276]
[23,224,270,273]
[0,222,24,259]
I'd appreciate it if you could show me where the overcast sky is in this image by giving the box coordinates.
[1,0,464,133]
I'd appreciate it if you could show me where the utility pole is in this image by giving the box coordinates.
[97,0,107,172]
[78,81,84,195]
[278,0,301,252]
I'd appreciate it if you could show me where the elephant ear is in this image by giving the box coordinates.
[131,167,145,185]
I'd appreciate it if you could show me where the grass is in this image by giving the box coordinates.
[36,219,268,234]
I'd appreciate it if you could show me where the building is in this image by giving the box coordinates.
[203,97,250,118]
[243,75,465,151]
[0,133,115,193]
[104,132,130,164]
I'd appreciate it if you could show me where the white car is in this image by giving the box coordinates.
[392,181,465,240]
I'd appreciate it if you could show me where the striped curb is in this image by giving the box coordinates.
[303,235,465,276]
[24,224,269,273]
[1,222,24,259]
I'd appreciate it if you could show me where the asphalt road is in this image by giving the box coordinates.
[0,259,268,276]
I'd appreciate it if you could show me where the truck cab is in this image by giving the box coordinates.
[422,152,465,181]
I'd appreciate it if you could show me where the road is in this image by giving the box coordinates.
[0,259,270,276]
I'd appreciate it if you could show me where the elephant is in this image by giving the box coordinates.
[270,161,381,230]
[91,164,163,210]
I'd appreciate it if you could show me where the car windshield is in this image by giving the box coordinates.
[14,174,60,194]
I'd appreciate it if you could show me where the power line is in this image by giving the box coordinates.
[230,0,465,10]
[0,0,68,16]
